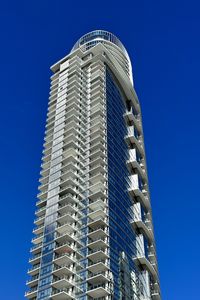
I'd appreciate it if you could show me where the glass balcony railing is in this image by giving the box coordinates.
[88,237,108,245]
[26,274,39,283]
[53,264,76,274]
[56,221,79,232]
[27,263,40,273]
[52,275,75,284]
[30,242,42,251]
[88,259,109,268]
[51,288,75,297]
[29,252,41,262]
[88,227,108,235]
[25,286,38,295]
[87,283,111,292]
[88,247,109,256]
[88,270,110,279]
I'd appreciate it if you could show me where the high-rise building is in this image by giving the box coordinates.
[25,30,161,300]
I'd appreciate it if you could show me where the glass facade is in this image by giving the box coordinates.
[106,67,134,299]
[106,67,150,300]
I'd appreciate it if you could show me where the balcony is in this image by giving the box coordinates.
[26,275,39,287]
[151,282,161,300]
[29,252,42,265]
[25,286,37,298]
[148,246,157,264]
[131,219,153,243]
[59,183,84,199]
[54,241,78,255]
[88,228,108,240]
[90,78,104,92]
[30,242,42,254]
[89,156,106,170]
[55,232,82,247]
[87,248,109,262]
[51,288,75,299]
[59,169,84,185]
[63,114,85,132]
[133,255,158,281]
[36,198,47,209]
[34,214,45,226]
[151,292,161,300]
[88,126,105,141]
[90,90,104,103]
[56,221,79,235]
[88,120,105,137]
[53,253,77,267]
[62,110,87,129]
[89,125,103,141]
[88,199,107,211]
[88,237,108,249]
[87,285,110,298]
[37,190,48,204]
[31,232,43,245]
[58,193,83,207]
[87,155,106,169]
[27,264,40,276]
[35,205,46,217]
[88,183,106,201]
[89,162,106,177]
[90,113,105,125]
[87,271,110,284]
[127,153,147,182]
[90,61,104,74]
[128,185,150,211]
[52,275,75,289]
[89,134,106,148]
[53,264,76,277]
[57,212,79,225]
[58,203,83,217]
[87,260,109,273]
[88,217,108,231]
[90,69,104,83]
[62,146,85,163]
[88,208,107,221]
[123,108,141,133]
[33,223,44,235]
[59,177,84,192]
[89,171,106,186]
[124,127,144,156]
[68,63,80,77]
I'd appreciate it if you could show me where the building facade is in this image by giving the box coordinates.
[25,30,161,300]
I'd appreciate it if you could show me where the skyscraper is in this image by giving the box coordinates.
[25,30,161,300]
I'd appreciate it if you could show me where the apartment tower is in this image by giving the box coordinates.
[25,30,161,300]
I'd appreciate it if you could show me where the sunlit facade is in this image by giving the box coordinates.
[25,30,161,300]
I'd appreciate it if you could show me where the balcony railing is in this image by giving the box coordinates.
[26,274,39,285]
[29,252,41,263]
[25,286,38,296]
[52,275,75,284]
[51,288,75,299]
[88,235,108,243]
[53,264,76,274]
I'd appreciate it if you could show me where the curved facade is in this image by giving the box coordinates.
[25,31,161,300]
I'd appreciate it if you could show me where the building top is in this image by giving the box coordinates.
[71,30,129,60]
[71,30,133,82]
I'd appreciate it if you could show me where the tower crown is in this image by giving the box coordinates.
[71,30,133,81]
[72,30,128,58]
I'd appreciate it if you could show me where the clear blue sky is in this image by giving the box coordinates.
[0,1,199,299]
